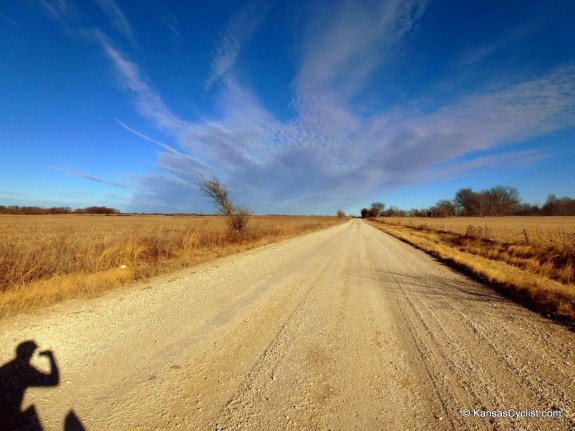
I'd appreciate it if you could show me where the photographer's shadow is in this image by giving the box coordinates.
[0,340,85,431]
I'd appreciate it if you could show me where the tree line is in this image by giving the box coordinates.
[360,186,575,218]
[0,205,121,215]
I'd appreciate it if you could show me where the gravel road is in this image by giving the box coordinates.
[1,219,573,430]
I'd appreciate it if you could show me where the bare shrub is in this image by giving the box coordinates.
[228,206,251,232]
[198,176,252,232]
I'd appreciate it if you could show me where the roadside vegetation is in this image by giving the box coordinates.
[368,216,575,328]
[360,185,575,327]
[0,214,344,318]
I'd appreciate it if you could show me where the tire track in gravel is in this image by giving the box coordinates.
[210,219,424,430]
[363,221,574,430]
[204,224,357,430]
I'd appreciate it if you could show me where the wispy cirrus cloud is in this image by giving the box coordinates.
[97,36,185,133]
[0,13,22,28]
[373,66,575,174]
[161,13,182,46]
[38,0,69,20]
[51,167,130,189]
[114,119,211,173]
[298,0,427,99]
[92,0,135,42]
[37,0,78,28]
[427,150,548,182]
[34,0,135,44]
[0,191,28,197]
[205,0,276,89]
[114,119,179,154]
[459,20,544,67]
[292,0,428,168]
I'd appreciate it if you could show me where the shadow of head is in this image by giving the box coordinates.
[16,340,39,362]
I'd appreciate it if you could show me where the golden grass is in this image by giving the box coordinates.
[368,217,575,328]
[382,216,575,245]
[0,214,344,318]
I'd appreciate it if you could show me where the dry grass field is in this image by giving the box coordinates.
[382,216,575,245]
[0,214,344,318]
[369,216,575,327]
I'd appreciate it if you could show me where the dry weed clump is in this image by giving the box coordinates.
[0,215,343,317]
[368,217,575,327]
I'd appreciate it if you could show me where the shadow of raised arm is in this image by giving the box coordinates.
[0,340,60,430]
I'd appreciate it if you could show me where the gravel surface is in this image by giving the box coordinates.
[0,219,573,430]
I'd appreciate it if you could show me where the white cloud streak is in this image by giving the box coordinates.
[114,119,179,154]
[38,0,70,21]
[292,0,429,169]
[52,167,130,189]
[92,0,135,42]
[298,0,427,99]
[0,13,22,28]
[161,13,182,45]
[205,0,276,89]
[97,36,186,133]
[114,119,211,173]
[36,0,78,29]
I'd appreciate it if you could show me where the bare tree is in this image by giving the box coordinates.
[370,202,385,217]
[453,186,520,216]
[454,188,480,216]
[432,199,456,217]
[543,194,559,215]
[542,194,575,216]
[198,176,252,232]
[198,176,234,215]
[487,185,520,216]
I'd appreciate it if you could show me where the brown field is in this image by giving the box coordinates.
[382,216,575,245]
[369,216,575,327]
[0,214,344,318]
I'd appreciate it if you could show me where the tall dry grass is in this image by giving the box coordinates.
[368,217,575,328]
[379,217,575,284]
[0,214,344,317]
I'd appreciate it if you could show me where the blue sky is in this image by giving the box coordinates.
[1,0,574,215]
